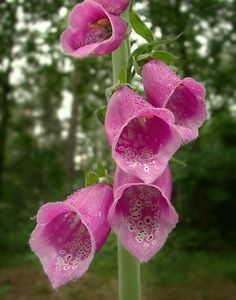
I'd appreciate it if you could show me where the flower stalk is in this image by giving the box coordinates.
[30,0,207,294]
[112,3,141,300]
[117,242,141,300]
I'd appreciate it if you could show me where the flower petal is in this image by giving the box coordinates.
[92,0,130,15]
[165,77,207,143]
[109,166,178,262]
[105,86,181,183]
[60,1,127,58]
[142,59,181,108]
[113,165,172,201]
[105,85,151,145]
[29,183,113,289]
[142,60,207,143]
[60,26,99,58]
[66,183,113,251]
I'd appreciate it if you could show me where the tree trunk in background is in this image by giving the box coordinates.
[0,74,11,201]
[64,72,80,193]
[174,0,192,77]
[0,4,16,201]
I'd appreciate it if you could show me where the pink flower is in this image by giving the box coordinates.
[60,1,127,58]
[109,166,178,262]
[29,183,113,289]
[92,0,130,15]
[105,85,181,183]
[142,60,207,143]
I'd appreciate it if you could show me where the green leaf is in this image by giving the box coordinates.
[127,59,133,82]
[155,33,183,45]
[130,33,182,60]
[151,50,178,65]
[133,56,140,74]
[133,53,152,70]
[96,105,107,125]
[136,53,151,62]
[85,172,99,187]
[97,161,106,177]
[130,10,154,42]
[171,157,187,168]
[131,43,154,59]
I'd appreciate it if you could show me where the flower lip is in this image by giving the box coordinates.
[111,107,181,183]
[30,202,97,289]
[92,0,130,15]
[114,180,170,204]
[30,183,113,289]
[70,18,112,51]
[165,77,207,143]
[109,167,178,263]
[168,77,207,123]
[37,201,97,255]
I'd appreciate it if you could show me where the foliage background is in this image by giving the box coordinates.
[0,0,236,299]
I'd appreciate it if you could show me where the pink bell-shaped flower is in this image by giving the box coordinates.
[105,85,181,183]
[109,166,178,262]
[92,0,130,15]
[142,60,207,143]
[29,183,113,289]
[60,0,127,58]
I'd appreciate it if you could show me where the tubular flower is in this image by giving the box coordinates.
[92,0,130,15]
[109,166,178,262]
[105,85,181,183]
[29,183,113,289]
[60,1,127,58]
[142,60,207,143]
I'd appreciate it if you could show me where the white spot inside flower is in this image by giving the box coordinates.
[65,254,73,262]
[129,225,134,231]
[144,216,151,224]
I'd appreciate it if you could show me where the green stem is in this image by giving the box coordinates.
[117,242,141,300]
[111,39,130,83]
[111,4,141,300]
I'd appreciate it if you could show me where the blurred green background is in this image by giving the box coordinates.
[0,0,236,299]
